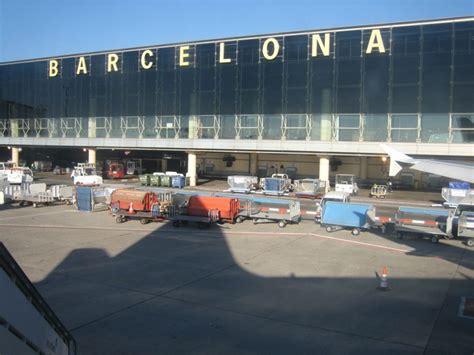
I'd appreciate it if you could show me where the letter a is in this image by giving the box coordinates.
[366,29,386,54]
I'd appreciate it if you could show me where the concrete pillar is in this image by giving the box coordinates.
[359,157,368,180]
[187,152,197,187]
[250,153,258,176]
[319,156,330,192]
[88,148,96,165]
[161,159,168,172]
[11,147,20,166]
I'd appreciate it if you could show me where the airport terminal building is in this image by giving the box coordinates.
[0,17,473,187]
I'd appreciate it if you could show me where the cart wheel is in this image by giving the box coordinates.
[431,236,439,244]
[33,202,38,208]
[19,201,25,207]
[172,220,180,228]
[351,228,360,236]
[278,220,287,228]
[381,195,386,199]
[236,216,244,223]
[140,218,149,225]
[65,200,71,205]
[467,239,474,247]
[115,216,124,224]
[325,226,333,233]
[253,218,258,225]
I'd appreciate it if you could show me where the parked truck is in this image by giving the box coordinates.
[71,163,103,185]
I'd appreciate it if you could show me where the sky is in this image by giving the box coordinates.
[0,0,473,62]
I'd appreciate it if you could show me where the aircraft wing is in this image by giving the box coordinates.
[380,144,474,183]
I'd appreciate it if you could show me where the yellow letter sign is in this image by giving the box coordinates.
[76,56,88,75]
[219,43,231,64]
[107,53,119,72]
[141,49,154,69]
[179,46,190,66]
[366,29,386,54]
[262,38,280,60]
[311,33,330,57]
[49,60,59,77]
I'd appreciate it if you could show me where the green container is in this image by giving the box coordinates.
[160,175,172,187]
[139,174,151,186]
[150,175,161,187]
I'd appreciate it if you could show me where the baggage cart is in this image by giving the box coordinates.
[112,203,175,224]
[369,184,388,199]
[237,198,301,228]
[171,212,220,229]
[17,191,55,208]
[171,175,186,188]
[321,202,375,236]
[458,212,474,247]
[226,175,259,194]
[294,179,326,199]
[394,207,449,243]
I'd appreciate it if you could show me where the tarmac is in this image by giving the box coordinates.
[1,198,473,354]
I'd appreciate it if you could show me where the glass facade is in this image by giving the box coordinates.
[0,19,473,144]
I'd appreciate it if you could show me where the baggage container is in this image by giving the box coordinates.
[110,189,159,212]
[76,186,93,211]
[160,175,172,187]
[187,195,240,221]
[171,175,186,188]
[263,178,286,196]
[294,178,327,199]
[321,201,375,235]
[227,175,259,193]
[150,175,161,187]
[238,198,301,228]
[139,174,151,186]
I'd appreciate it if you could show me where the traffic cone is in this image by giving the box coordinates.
[378,266,390,291]
[128,202,136,214]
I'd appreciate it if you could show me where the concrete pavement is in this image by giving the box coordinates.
[0,204,473,354]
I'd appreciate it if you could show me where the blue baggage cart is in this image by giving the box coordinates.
[321,201,375,236]
[171,175,186,188]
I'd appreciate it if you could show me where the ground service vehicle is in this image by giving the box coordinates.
[335,174,359,195]
[107,162,125,179]
[71,163,103,185]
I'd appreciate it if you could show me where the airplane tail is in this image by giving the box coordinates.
[380,144,413,177]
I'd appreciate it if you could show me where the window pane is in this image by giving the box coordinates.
[220,115,235,139]
[391,130,417,142]
[263,115,281,139]
[421,114,449,143]
[392,115,417,128]
[363,115,387,141]
[339,115,359,128]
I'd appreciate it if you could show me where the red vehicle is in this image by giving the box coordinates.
[107,162,125,179]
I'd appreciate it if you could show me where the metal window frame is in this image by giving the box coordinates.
[60,117,82,138]
[0,119,10,137]
[284,114,308,141]
[120,116,144,138]
[94,116,112,138]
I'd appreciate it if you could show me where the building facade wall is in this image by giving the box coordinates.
[0,18,473,155]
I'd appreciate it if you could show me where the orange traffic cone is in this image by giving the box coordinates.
[378,266,390,291]
[128,202,136,214]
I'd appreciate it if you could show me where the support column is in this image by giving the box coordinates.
[161,159,168,172]
[88,148,96,165]
[319,156,330,193]
[11,147,20,166]
[250,153,258,176]
[359,157,368,180]
[187,152,197,187]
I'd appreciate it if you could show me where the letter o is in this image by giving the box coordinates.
[262,38,280,60]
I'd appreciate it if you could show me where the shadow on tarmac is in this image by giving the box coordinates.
[12,212,474,354]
